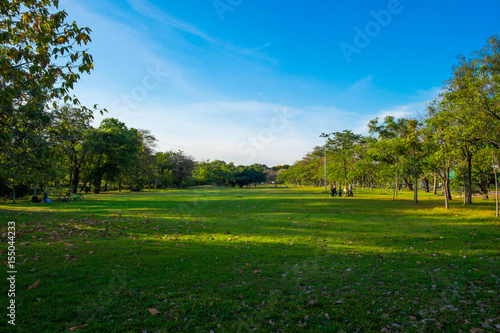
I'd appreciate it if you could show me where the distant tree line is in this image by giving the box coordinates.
[0,108,290,200]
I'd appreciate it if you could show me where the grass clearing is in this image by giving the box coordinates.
[1,187,499,332]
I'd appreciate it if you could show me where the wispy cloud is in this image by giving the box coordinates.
[351,103,421,134]
[126,0,216,43]
[378,104,421,119]
[126,0,276,64]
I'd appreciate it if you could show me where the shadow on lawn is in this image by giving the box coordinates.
[10,231,500,333]
[7,202,497,264]
[2,189,498,257]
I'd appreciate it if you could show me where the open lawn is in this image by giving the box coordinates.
[1,187,499,332]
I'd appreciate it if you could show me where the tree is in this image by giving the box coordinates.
[231,164,267,188]
[434,36,500,205]
[1,0,94,201]
[402,119,423,203]
[265,165,289,186]
[156,151,195,189]
[368,116,410,199]
[277,155,321,187]
[351,136,379,189]
[327,130,362,185]
[421,113,457,209]
[460,36,500,126]
[192,160,236,186]
[85,118,140,193]
[123,129,157,191]
[1,0,93,145]
[0,100,55,202]
[428,85,493,204]
[50,105,96,193]
[264,168,279,186]
[192,160,212,185]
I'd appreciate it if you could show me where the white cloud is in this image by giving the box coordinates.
[352,87,441,134]
[379,104,420,119]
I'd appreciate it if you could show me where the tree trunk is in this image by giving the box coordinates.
[73,168,80,194]
[433,173,437,194]
[494,166,499,218]
[94,173,104,193]
[343,158,347,184]
[442,172,449,209]
[413,149,418,203]
[481,174,489,199]
[446,167,452,201]
[466,146,473,204]
[413,163,418,203]
[33,180,38,197]
[414,178,418,203]
[461,164,467,205]
[394,161,399,199]
[69,169,73,191]
[403,177,414,191]
[12,177,16,204]
[493,152,499,218]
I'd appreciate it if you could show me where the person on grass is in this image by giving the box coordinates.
[42,192,51,203]
[330,184,337,197]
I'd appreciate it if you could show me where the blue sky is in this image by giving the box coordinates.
[61,0,500,166]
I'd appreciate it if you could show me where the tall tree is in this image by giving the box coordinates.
[232,164,267,188]
[0,100,54,202]
[1,0,94,201]
[327,130,362,185]
[123,129,157,191]
[85,118,140,193]
[51,105,96,193]
[1,0,93,146]
[434,36,500,204]
[156,151,195,189]
[368,116,411,199]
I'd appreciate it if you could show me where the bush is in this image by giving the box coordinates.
[0,177,31,200]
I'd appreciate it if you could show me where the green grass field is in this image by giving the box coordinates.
[1,187,499,332]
